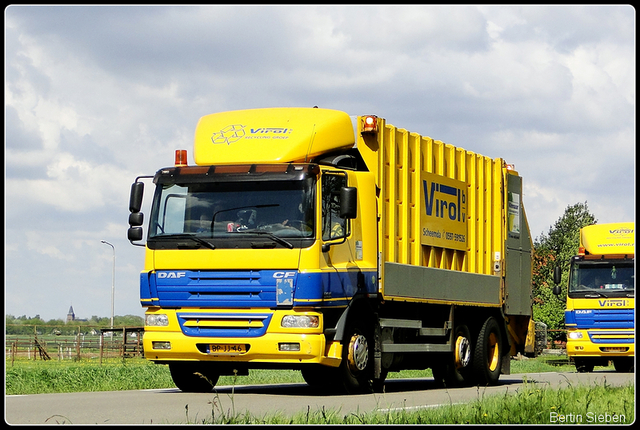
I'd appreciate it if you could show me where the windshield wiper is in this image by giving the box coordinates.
[236,230,294,249]
[163,233,216,250]
[583,291,609,298]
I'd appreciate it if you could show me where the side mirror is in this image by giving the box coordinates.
[340,187,357,219]
[128,227,143,242]
[553,266,562,285]
[552,266,562,296]
[129,212,144,227]
[128,180,147,246]
[129,182,144,213]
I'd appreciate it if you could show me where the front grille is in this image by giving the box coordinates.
[155,270,278,307]
[588,330,635,344]
[572,309,634,329]
[177,312,273,337]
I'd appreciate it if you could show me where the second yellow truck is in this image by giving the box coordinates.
[554,223,634,372]
[128,107,535,392]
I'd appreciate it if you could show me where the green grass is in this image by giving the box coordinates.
[4,354,607,395]
[5,359,173,394]
[5,357,631,424]
[4,356,571,395]
[206,382,633,424]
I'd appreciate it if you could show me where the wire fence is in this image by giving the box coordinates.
[6,323,566,366]
[5,326,144,366]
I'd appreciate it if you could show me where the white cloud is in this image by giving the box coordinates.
[4,5,634,321]
[6,153,133,212]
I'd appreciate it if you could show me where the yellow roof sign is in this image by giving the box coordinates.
[581,222,634,256]
[194,107,355,165]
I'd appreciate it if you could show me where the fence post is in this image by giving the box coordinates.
[75,326,81,361]
[121,327,126,360]
[99,331,104,365]
[33,326,37,361]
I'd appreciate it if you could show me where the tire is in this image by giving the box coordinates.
[169,362,220,393]
[433,324,475,387]
[574,358,594,373]
[613,357,634,373]
[337,320,375,394]
[301,365,339,390]
[473,317,503,385]
[372,370,388,393]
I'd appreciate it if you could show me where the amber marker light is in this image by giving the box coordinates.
[175,149,188,167]
[362,115,378,133]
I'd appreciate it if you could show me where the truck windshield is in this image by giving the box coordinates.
[568,260,634,298]
[147,176,316,249]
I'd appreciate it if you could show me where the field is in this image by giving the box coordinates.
[6,355,582,395]
[5,355,633,424]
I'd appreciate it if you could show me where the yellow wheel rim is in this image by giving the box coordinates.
[488,332,499,371]
[454,335,471,369]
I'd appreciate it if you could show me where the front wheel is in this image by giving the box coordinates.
[613,357,634,373]
[337,321,375,394]
[301,365,339,391]
[169,362,220,393]
[473,317,503,385]
[574,358,595,373]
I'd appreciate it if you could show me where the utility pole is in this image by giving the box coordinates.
[100,240,116,329]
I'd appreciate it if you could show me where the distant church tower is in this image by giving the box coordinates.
[66,305,76,323]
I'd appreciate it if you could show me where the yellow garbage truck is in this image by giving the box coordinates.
[128,107,535,393]
[554,223,634,372]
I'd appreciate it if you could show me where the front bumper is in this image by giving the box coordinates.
[143,308,342,367]
[566,329,634,358]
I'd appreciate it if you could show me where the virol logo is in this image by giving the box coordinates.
[423,181,466,222]
[420,172,467,250]
[250,128,293,134]
[245,127,293,140]
[609,227,633,236]
[598,299,629,308]
[210,126,293,145]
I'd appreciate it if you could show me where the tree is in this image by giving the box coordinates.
[532,202,597,341]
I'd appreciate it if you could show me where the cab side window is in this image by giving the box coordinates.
[322,172,348,240]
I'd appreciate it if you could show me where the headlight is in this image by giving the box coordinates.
[568,332,583,340]
[152,341,171,350]
[281,315,319,328]
[146,314,169,327]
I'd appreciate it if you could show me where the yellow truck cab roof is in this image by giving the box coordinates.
[580,222,635,256]
[194,107,355,165]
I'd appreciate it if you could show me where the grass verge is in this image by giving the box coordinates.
[5,357,631,424]
[185,380,633,424]
[4,354,605,395]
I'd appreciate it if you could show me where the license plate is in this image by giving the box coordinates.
[209,344,247,354]
[602,347,628,352]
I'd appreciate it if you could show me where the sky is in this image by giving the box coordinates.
[4,5,635,322]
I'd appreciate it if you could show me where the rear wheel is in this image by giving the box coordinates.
[169,362,220,392]
[473,317,503,385]
[433,324,475,387]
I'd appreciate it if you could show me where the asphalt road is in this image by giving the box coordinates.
[5,371,634,425]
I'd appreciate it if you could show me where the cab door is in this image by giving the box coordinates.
[320,171,357,302]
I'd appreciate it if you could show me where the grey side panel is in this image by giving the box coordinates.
[383,262,501,305]
[504,174,533,316]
